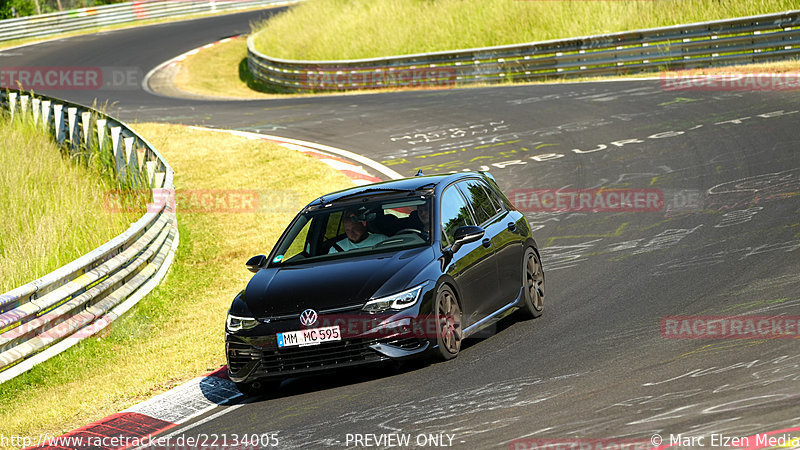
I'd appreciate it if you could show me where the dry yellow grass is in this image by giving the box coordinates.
[0,123,352,446]
[172,36,278,98]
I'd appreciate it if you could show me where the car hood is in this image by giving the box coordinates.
[243,246,434,317]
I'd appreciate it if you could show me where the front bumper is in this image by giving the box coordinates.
[226,334,429,383]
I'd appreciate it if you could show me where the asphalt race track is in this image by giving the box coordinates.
[3,9,800,449]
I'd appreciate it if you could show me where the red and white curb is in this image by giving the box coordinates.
[187,126,403,183]
[24,133,400,450]
[28,367,240,450]
[147,35,242,76]
[141,35,245,96]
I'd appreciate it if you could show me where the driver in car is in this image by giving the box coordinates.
[328,210,388,253]
[414,204,430,234]
[397,203,430,237]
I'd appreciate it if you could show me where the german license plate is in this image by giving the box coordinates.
[277,325,341,348]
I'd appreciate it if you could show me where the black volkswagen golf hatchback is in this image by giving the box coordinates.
[225,172,545,395]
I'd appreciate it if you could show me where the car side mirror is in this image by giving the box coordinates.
[246,255,267,273]
[450,225,485,254]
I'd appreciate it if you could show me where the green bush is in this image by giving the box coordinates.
[0,0,126,19]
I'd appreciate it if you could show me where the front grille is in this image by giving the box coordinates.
[261,339,385,374]
[381,337,426,350]
[259,304,364,322]
[228,336,428,379]
[227,341,259,373]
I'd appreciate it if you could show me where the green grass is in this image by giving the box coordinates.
[0,113,142,292]
[172,36,283,98]
[252,0,798,60]
[0,123,353,446]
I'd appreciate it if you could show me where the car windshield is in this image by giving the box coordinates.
[269,195,432,267]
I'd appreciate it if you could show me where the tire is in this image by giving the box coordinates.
[519,247,545,318]
[434,285,463,360]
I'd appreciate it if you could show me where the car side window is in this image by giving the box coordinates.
[457,180,497,225]
[440,185,476,247]
[484,178,510,211]
[482,182,504,214]
[283,218,313,260]
[325,211,343,239]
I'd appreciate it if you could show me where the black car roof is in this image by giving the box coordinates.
[309,172,490,207]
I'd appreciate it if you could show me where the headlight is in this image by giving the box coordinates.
[363,283,426,312]
[226,313,258,332]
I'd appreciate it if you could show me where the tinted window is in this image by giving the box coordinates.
[269,196,431,266]
[485,178,510,211]
[457,180,497,225]
[440,185,475,246]
[483,182,504,214]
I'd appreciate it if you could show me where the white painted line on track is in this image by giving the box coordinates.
[139,403,251,448]
[124,375,243,424]
[188,126,403,181]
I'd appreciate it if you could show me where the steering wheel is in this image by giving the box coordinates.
[374,238,406,248]
[395,228,424,235]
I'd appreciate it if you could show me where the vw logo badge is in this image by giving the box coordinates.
[299,309,318,327]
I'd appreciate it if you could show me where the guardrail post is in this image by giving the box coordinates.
[153,171,165,190]
[123,135,140,185]
[7,92,17,118]
[41,100,51,128]
[67,107,80,153]
[145,160,157,188]
[20,95,29,117]
[81,112,92,148]
[110,126,124,176]
[53,104,65,144]
[31,98,41,126]
[96,118,107,154]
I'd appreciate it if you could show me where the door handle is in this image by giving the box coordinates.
[482,238,492,248]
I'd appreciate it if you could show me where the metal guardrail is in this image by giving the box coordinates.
[247,9,800,92]
[0,89,178,383]
[0,0,293,43]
